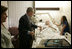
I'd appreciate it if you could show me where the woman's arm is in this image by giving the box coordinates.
[54,22,61,26]
[60,24,66,35]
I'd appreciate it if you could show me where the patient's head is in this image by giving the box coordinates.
[45,21,50,25]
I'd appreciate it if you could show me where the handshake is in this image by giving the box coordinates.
[38,26,42,31]
[28,26,42,35]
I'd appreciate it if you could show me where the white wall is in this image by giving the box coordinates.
[1,1,71,33]
[56,1,71,33]
[61,1,71,33]
[8,1,33,27]
[35,1,71,33]
[1,1,8,29]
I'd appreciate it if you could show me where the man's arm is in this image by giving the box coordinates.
[31,23,38,28]
[31,23,42,31]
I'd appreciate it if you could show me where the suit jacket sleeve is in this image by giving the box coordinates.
[19,15,32,32]
[31,23,38,28]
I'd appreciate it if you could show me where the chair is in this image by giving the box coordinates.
[8,27,19,48]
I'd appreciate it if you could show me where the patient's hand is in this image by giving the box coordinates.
[38,26,42,31]
[53,21,56,24]
[48,25,51,27]
[40,27,42,31]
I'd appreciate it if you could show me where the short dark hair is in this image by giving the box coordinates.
[1,5,8,15]
[26,7,33,13]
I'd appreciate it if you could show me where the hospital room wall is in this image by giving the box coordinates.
[1,1,8,29]
[7,1,33,27]
[1,1,71,33]
[63,1,71,33]
[35,1,71,33]
[1,1,33,28]
[51,1,71,33]
[58,1,71,33]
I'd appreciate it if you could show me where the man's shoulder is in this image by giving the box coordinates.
[20,14,26,19]
[22,14,27,17]
[22,14,26,17]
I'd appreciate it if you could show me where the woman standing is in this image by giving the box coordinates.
[1,5,14,48]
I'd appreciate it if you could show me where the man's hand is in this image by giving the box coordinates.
[29,31,35,36]
[38,26,42,31]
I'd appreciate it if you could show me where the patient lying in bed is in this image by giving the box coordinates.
[32,21,70,48]
[35,20,61,39]
[32,22,67,48]
[37,20,59,32]
[45,21,57,30]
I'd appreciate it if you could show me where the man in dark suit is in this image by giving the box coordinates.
[18,7,41,48]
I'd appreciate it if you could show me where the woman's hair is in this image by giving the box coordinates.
[1,5,7,15]
[62,16,70,32]
[62,16,67,23]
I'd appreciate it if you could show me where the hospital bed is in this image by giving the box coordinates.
[32,13,71,48]
[32,22,71,48]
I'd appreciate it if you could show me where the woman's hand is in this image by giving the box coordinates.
[60,24,66,35]
[60,32,62,35]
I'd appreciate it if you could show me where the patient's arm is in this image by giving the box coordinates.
[53,20,61,26]
[49,25,57,30]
